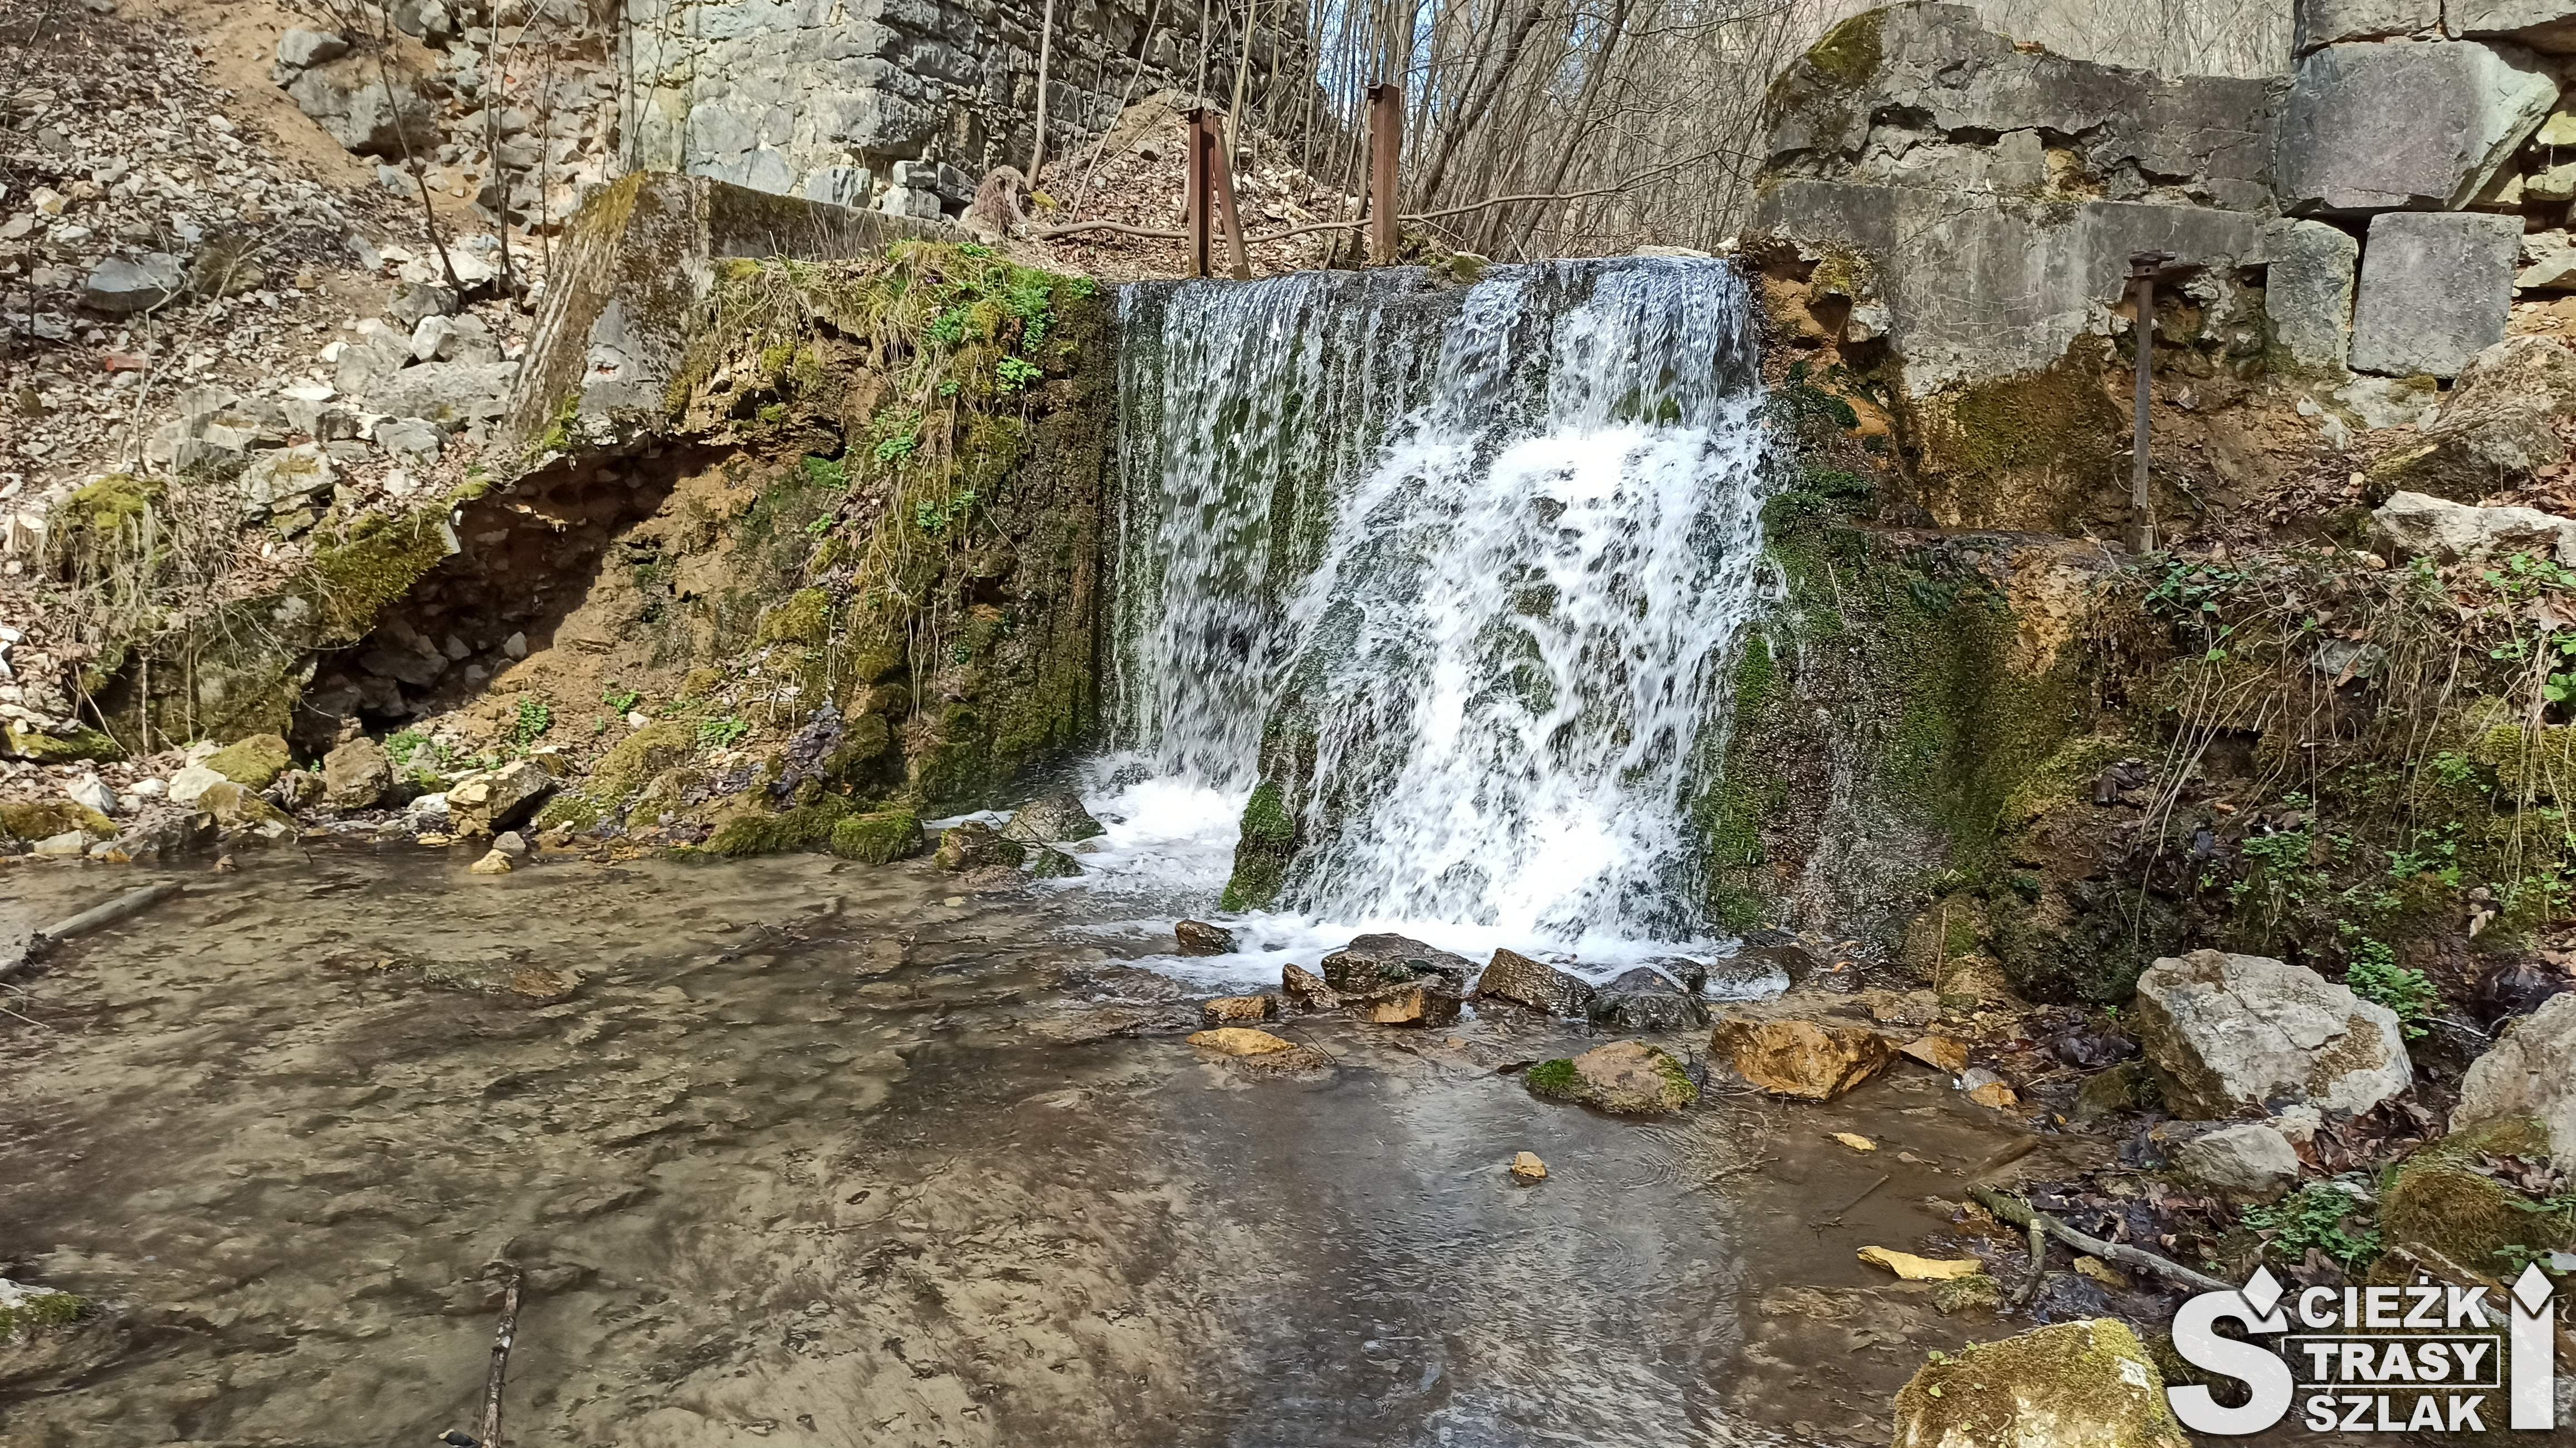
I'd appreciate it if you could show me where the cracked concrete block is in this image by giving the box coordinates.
[2448,0,2576,49]
[2263,218,2360,370]
[2350,211,2519,377]
[2278,39,2558,212]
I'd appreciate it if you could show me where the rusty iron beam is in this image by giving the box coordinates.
[2129,248,2172,554]
[1182,109,1212,278]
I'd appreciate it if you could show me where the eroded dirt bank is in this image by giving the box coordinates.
[1,850,2038,1447]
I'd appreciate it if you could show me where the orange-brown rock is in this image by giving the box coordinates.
[1708,1012,1895,1100]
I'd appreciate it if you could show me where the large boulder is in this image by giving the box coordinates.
[357,360,520,428]
[202,733,293,790]
[2132,950,2413,1119]
[2349,211,2521,378]
[1891,1319,2190,1448]
[320,736,394,810]
[1589,967,1707,1033]
[445,759,555,836]
[2451,991,2576,1169]
[1707,1011,1895,1100]
[1526,1041,1697,1117]
[2373,491,2576,565]
[2276,41,2557,213]
[82,253,186,315]
[1001,791,1104,844]
[2382,1116,2576,1272]
[1474,947,1595,1016]
[281,56,439,158]
[2261,218,2358,372]
[1321,933,1472,1026]
[933,820,1022,870]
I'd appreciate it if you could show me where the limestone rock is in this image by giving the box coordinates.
[2373,490,2576,565]
[2382,1117,2576,1269]
[274,27,349,70]
[2451,991,2576,1168]
[1200,995,1274,1026]
[1028,847,1082,879]
[1001,791,1104,844]
[1526,1040,1698,1117]
[1175,919,1236,956]
[203,733,292,789]
[1188,1026,1294,1055]
[1894,1319,2189,1448]
[237,443,336,515]
[1281,961,1339,1012]
[1322,933,1472,1024]
[2349,211,2520,379]
[933,820,1023,871]
[282,56,439,158]
[468,849,513,875]
[2133,949,2413,1119]
[1474,947,1596,1016]
[2172,1122,2302,1195]
[2277,41,2557,213]
[2370,334,2576,501]
[358,360,519,427]
[64,775,118,816]
[316,731,391,814]
[2261,219,2358,372]
[166,764,226,805]
[445,759,555,836]
[2297,0,2442,51]
[1707,1012,1896,1100]
[1589,966,1709,1033]
[2450,0,2576,49]
[1509,1151,1548,1182]
[82,253,185,315]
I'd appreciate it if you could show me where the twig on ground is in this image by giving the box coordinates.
[1969,1185,2230,1294]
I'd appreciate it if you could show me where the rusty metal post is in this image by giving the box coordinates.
[1193,106,1252,280]
[1182,109,1212,279]
[2128,250,2172,555]
[1367,81,1402,266]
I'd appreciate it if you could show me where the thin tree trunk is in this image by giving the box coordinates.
[1031,0,1057,179]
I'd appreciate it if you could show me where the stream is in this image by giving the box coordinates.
[2,848,2027,1447]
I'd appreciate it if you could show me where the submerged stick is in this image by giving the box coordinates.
[1970,1185,2229,1294]
[1813,1171,1892,1227]
[480,1268,525,1448]
[2013,1215,2048,1305]
[40,882,183,944]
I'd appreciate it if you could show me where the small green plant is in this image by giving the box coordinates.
[995,356,1041,392]
[2346,940,2439,1039]
[603,683,641,714]
[801,454,848,488]
[873,415,921,463]
[913,488,977,536]
[2243,1183,2382,1268]
[1525,1058,1578,1097]
[805,515,836,536]
[510,697,553,745]
[698,715,752,748]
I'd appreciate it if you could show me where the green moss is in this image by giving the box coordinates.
[2380,1117,2576,1273]
[1920,356,2126,530]
[0,800,115,841]
[300,507,457,638]
[1219,781,1298,910]
[1525,1058,1578,1097]
[2,722,123,764]
[757,588,833,647]
[592,722,697,801]
[828,810,925,863]
[531,791,604,831]
[203,732,292,789]
[1894,1320,2187,1448]
[703,798,852,857]
[1807,8,1884,86]
[0,1289,88,1342]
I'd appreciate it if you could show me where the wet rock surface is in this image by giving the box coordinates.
[2131,948,2413,1118]
[0,849,2032,1448]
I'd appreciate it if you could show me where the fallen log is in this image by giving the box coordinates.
[0,882,184,983]
[1968,1184,2231,1295]
[480,1267,524,1448]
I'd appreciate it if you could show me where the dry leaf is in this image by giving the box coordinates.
[1899,1035,1969,1074]
[1858,1247,1984,1281]
[1832,1132,1878,1152]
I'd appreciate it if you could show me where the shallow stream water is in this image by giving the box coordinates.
[3,845,2031,1448]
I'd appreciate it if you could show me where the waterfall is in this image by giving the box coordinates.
[1108,259,1770,954]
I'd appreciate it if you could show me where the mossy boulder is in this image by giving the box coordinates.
[1525,1040,1698,1116]
[0,800,115,842]
[2380,1117,2576,1275]
[829,810,925,863]
[202,732,294,789]
[591,721,698,802]
[1219,781,1297,911]
[704,798,851,857]
[934,820,1023,870]
[1892,1319,2189,1448]
[1,723,123,764]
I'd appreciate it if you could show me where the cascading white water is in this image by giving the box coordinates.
[1107,258,1770,956]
